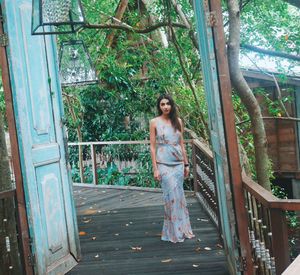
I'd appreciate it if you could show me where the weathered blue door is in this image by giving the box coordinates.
[2,0,80,274]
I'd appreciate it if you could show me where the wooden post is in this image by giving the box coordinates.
[91,144,98,185]
[209,0,254,273]
[270,209,290,274]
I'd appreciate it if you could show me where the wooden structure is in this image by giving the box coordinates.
[244,69,300,176]
[243,68,300,197]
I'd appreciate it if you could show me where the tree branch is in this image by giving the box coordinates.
[237,116,300,126]
[227,0,271,190]
[106,0,129,48]
[85,21,187,34]
[169,25,209,139]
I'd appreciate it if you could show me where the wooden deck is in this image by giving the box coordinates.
[67,185,229,275]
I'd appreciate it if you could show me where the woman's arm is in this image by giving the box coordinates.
[179,118,189,177]
[150,119,160,180]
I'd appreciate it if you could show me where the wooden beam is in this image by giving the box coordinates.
[241,43,300,61]
[242,70,300,86]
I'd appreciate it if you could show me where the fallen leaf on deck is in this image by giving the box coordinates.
[216,244,223,249]
[82,219,92,223]
[79,231,87,236]
[195,247,201,252]
[94,254,99,258]
[161,259,172,263]
[193,264,199,268]
[204,247,212,251]
[125,224,129,226]
[92,237,96,240]
[115,233,120,236]
[131,246,142,251]
[200,219,209,222]
[197,238,201,242]
[82,209,97,215]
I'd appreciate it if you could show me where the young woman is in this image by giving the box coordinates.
[150,94,195,243]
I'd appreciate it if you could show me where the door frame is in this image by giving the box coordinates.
[0,7,33,275]
[193,0,253,273]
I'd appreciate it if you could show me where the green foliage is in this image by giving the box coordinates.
[61,0,299,190]
[0,82,7,130]
[240,0,300,54]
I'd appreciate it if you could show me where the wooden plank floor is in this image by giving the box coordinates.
[67,186,230,275]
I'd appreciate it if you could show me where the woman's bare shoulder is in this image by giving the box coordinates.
[150,117,159,126]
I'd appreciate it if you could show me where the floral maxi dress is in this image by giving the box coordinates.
[156,119,195,243]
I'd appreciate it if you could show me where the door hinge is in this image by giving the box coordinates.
[237,256,247,272]
[0,33,8,47]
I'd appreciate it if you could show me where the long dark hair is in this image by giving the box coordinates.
[156,94,181,132]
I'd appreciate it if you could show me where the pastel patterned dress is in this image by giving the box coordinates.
[156,118,195,243]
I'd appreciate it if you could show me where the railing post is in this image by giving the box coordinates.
[192,140,199,192]
[270,208,290,274]
[91,144,98,185]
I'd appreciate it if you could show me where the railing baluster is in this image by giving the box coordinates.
[91,144,98,185]
[192,141,199,192]
[269,209,290,274]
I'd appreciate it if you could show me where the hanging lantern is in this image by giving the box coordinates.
[32,0,86,35]
[59,40,98,86]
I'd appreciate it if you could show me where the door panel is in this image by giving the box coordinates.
[2,0,80,274]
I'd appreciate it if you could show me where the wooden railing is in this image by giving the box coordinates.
[243,175,300,274]
[192,139,219,227]
[0,189,22,274]
[189,136,300,275]
[68,140,193,188]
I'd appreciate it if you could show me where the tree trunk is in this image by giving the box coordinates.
[227,0,271,190]
[64,94,85,183]
[106,0,129,48]
[0,112,22,274]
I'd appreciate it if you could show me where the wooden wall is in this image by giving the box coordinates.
[256,86,299,175]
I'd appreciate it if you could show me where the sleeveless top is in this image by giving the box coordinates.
[156,118,183,165]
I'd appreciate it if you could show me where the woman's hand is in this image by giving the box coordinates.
[184,166,190,178]
[153,169,161,181]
